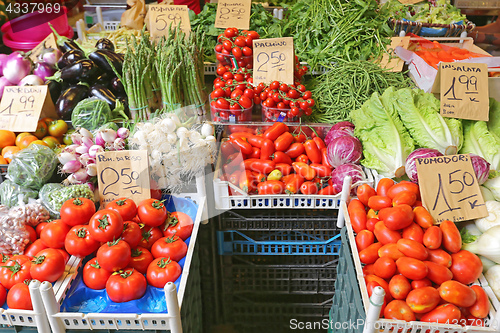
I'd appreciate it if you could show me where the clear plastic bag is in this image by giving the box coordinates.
[71,97,111,131]
[39,183,64,218]
[6,144,58,190]
[0,179,38,208]
[9,200,50,227]
[43,184,95,218]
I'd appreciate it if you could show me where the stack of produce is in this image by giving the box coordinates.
[384,0,467,25]
[351,180,490,325]
[220,122,368,195]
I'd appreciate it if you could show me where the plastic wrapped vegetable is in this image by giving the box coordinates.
[0,209,30,254]
[39,183,64,218]
[71,97,111,131]
[44,184,95,218]
[9,201,50,227]
[0,179,38,208]
[6,144,57,190]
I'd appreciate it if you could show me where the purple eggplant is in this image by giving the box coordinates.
[95,38,115,52]
[90,84,116,109]
[110,77,124,95]
[57,49,85,70]
[88,50,122,75]
[56,84,88,120]
[60,59,98,84]
[46,80,62,104]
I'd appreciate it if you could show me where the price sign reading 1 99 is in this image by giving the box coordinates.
[252,37,294,86]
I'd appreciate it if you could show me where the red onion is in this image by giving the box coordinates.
[114,138,126,150]
[94,131,105,147]
[33,62,56,81]
[73,168,90,183]
[79,153,95,167]
[117,128,130,139]
[0,77,13,99]
[75,145,89,155]
[81,137,93,148]
[88,145,104,158]
[71,132,83,145]
[3,52,32,84]
[18,75,44,86]
[57,152,77,165]
[40,49,62,66]
[101,129,117,143]
[62,160,82,174]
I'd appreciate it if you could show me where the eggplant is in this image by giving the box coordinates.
[88,50,123,75]
[60,59,98,84]
[50,23,83,53]
[95,38,115,52]
[56,84,89,120]
[90,84,116,109]
[46,80,62,104]
[110,77,124,95]
[94,72,111,87]
[57,49,85,70]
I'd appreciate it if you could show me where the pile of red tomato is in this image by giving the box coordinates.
[220,122,336,196]
[0,196,194,309]
[260,80,314,122]
[350,179,489,326]
[215,27,260,70]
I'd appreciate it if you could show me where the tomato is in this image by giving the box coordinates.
[56,249,70,264]
[411,278,433,289]
[357,184,376,207]
[295,154,309,164]
[48,120,68,137]
[151,236,188,262]
[0,283,5,307]
[379,204,414,230]
[309,164,332,177]
[25,225,36,244]
[387,182,420,200]
[413,206,434,229]
[285,143,305,159]
[384,300,416,322]
[60,198,96,227]
[40,220,70,249]
[366,280,388,314]
[274,132,294,152]
[427,249,452,267]
[468,285,490,318]
[378,243,405,261]
[36,222,48,237]
[257,139,274,161]
[396,257,428,280]
[318,185,338,195]
[97,239,131,272]
[272,151,292,165]
[321,148,331,168]
[239,170,256,193]
[376,178,394,196]
[257,180,285,195]
[252,172,267,183]
[359,242,382,265]
[366,218,379,232]
[363,264,375,276]
[440,220,461,253]
[242,159,276,174]
[402,223,424,243]
[423,226,442,250]
[7,282,32,310]
[88,209,124,243]
[300,181,319,195]
[106,268,147,303]
[406,287,440,313]
[450,250,482,285]
[348,199,367,233]
[64,225,100,258]
[373,257,397,279]
[355,230,374,252]
[421,303,461,323]
[365,274,392,304]
[392,191,417,207]
[293,133,307,143]
[424,261,453,285]
[275,163,292,177]
[83,258,112,290]
[374,221,401,245]
[24,239,48,257]
[221,140,236,159]
[30,248,65,283]
[263,122,288,141]
[397,239,428,261]
[284,174,304,194]
[303,140,321,164]
[249,147,260,158]
[389,275,411,300]
[138,226,163,250]
[137,199,168,227]
[367,209,378,220]
[0,257,31,289]
[147,257,182,288]
[121,221,142,249]
[438,281,476,307]
[232,137,253,155]
[106,198,138,222]
[367,196,392,211]
[129,247,154,274]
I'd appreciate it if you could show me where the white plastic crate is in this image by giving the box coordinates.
[40,195,206,332]
[339,201,500,333]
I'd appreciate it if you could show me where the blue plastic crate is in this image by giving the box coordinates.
[217,230,341,255]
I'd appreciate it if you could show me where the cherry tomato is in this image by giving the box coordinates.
[450,250,482,285]
[88,209,124,243]
[137,199,168,227]
[106,198,138,222]
[423,226,442,250]
[40,220,70,249]
[7,282,32,310]
[405,287,440,313]
[121,221,142,249]
[60,198,96,227]
[83,258,112,290]
[389,275,411,300]
[64,225,100,258]
[147,257,182,288]
[440,220,461,254]
[48,120,68,137]
[129,247,154,274]
[106,268,147,303]
[30,248,65,283]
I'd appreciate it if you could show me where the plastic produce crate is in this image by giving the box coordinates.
[40,194,206,332]
[221,255,337,295]
[335,201,500,333]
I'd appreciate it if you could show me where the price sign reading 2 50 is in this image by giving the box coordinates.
[100,167,143,196]
[252,37,294,86]
[256,51,286,73]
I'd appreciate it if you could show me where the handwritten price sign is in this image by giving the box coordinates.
[214,0,251,30]
[416,154,488,224]
[253,37,294,85]
[149,4,191,40]
[439,62,489,121]
[96,150,151,206]
[0,85,56,132]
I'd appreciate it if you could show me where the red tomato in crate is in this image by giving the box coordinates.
[384,300,416,322]
[438,281,477,308]
[146,257,182,289]
[396,257,428,280]
[151,236,188,262]
[106,268,147,303]
[40,220,70,249]
[65,225,100,258]
[450,250,482,285]
[138,226,163,250]
[121,222,142,249]
[7,282,32,310]
[137,199,168,227]
[161,212,193,241]
[88,210,123,243]
[405,287,440,314]
[106,198,138,222]
[97,240,131,272]
[60,198,96,226]
[388,275,411,300]
[130,247,154,274]
[0,256,32,289]
[83,258,112,290]
[427,249,452,268]
[30,248,65,283]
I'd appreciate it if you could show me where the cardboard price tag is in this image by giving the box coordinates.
[0,85,56,132]
[397,0,422,4]
[253,37,294,85]
[30,33,57,63]
[380,36,410,72]
[149,5,191,39]
[214,0,251,30]
[96,150,151,206]
[438,62,489,121]
[416,154,488,224]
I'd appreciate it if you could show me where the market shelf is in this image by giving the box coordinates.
[220,255,337,295]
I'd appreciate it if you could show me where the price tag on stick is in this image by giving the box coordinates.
[438,62,489,121]
[416,154,488,224]
[0,85,56,132]
[96,150,151,206]
[214,0,251,30]
[253,37,294,86]
[30,33,57,63]
[149,5,191,40]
